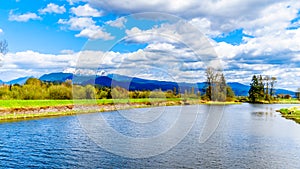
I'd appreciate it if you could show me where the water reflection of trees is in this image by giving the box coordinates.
[251,106,276,120]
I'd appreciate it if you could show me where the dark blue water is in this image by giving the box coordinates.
[1,104,300,168]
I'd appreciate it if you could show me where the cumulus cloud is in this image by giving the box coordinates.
[60,49,75,54]
[9,10,41,22]
[39,3,66,14]
[106,17,127,28]
[58,17,114,40]
[75,25,114,40]
[0,50,77,81]
[90,0,283,31]
[0,28,3,34]
[58,17,95,30]
[71,4,102,17]
[125,20,218,65]
[67,0,88,5]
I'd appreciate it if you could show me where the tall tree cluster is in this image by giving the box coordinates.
[248,75,277,103]
[205,67,235,101]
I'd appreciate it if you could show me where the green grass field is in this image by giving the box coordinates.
[0,98,243,109]
[276,98,300,104]
[0,100,74,108]
[0,98,186,109]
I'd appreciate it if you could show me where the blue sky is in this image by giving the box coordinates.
[0,0,299,90]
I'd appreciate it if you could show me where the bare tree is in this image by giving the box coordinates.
[264,75,270,100]
[0,40,8,55]
[296,88,300,100]
[205,67,226,101]
[270,77,277,97]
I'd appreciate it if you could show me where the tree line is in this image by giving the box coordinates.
[0,71,236,101]
[0,78,203,100]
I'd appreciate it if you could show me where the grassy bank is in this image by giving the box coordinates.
[276,98,300,104]
[0,98,183,109]
[278,106,300,124]
[0,99,241,123]
[0,98,240,109]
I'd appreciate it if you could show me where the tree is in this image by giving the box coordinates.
[226,86,235,99]
[111,86,128,99]
[205,67,222,100]
[296,88,300,100]
[258,75,264,100]
[85,85,96,99]
[48,85,72,99]
[248,75,260,103]
[264,75,270,100]
[0,40,8,55]
[205,67,231,101]
[25,78,42,86]
[270,77,277,97]
[205,67,215,100]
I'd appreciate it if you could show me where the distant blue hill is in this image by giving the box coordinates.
[227,82,250,96]
[6,76,32,85]
[39,72,73,82]
[3,72,294,97]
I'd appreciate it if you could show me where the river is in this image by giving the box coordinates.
[1,103,300,168]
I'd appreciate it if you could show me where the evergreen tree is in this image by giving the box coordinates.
[258,75,264,100]
[249,75,260,103]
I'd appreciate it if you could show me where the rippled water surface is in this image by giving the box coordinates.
[1,103,300,168]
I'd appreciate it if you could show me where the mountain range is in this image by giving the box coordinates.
[0,72,296,97]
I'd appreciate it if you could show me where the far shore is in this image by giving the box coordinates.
[0,98,299,123]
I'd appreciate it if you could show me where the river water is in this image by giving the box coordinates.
[0,103,300,168]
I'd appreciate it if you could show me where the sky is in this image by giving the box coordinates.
[0,0,299,90]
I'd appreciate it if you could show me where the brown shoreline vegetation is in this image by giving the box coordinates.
[0,100,192,122]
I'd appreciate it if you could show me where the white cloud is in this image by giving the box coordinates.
[90,0,279,26]
[9,10,41,22]
[58,17,95,30]
[58,17,114,40]
[75,25,114,40]
[39,3,66,14]
[0,28,3,34]
[125,20,218,64]
[67,0,88,5]
[0,50,77,81]
[60,49,75,54]
[71,4,102,17]
[106,17,127,28]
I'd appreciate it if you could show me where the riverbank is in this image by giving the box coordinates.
[244,99,300,104]
[278,106,300,124]
[0,99,240,122]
